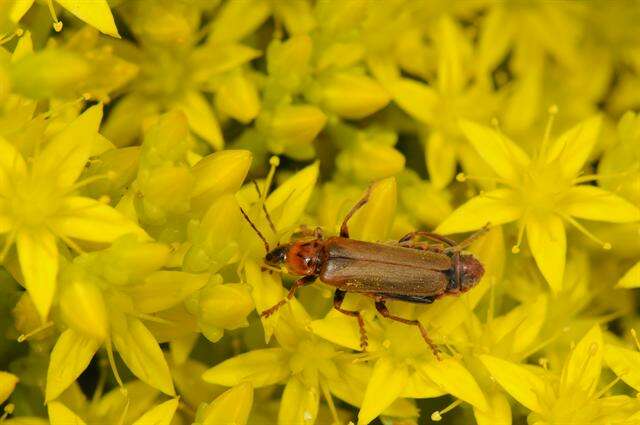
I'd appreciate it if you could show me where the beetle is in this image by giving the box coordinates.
[241,186,488,359]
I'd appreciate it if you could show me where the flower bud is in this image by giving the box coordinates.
[10,50,90,99]
[264,105,327,155]
[191,150,252,211]
[337,141,405,182]
[59,278,109,341]
[215,71,260,124]
[320,72,390,119]
[197,283,254,335]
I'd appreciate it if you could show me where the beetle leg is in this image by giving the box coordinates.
[340,186,372,238]
[374,299,441,360]
[291,225,324,240]
[399,231,456,247]
[333,289,368,350]
[260,276,316,318]
[445,223,491,253]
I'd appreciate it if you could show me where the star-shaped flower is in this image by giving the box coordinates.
[0,104,146,320]
[437,110,640,292]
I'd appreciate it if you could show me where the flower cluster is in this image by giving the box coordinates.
[0,1,639,424]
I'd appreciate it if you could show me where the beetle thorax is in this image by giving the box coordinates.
[286,240,324,276]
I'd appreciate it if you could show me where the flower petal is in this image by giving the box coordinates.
[0,371,19,405]
[547,115,602,178]
[50,196,147,243]
[124,271,210,314]
[617,261,640,288]
[46,329,100,402]
[358,357,408,425]
[348,177,397,242]
[17,230,58,320]
[426,131,457,189]
[560,185,640,223]
[48,401,87,425]
[131,398,179,425]
[198,383,253,425]
[278,377,320,425]
[387,78,438,124]
[560,325,602,397]
[459,120,530,182]
[419,358,488,411]
[473,391,512,425]
[37,104,103,188]
[604,344,640,392]
[0,137,26,192]
[478,354,546,413]
[111,314,175,396]
[55,0,119,37]
[436,189,522,234]
[202,348,289,388]
[526,213,566,293]
[176,91,223,150]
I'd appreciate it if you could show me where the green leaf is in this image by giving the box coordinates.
[46,329,100,402]
[111,315,175,395]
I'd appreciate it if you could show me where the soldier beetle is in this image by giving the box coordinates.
[241,185,488,359]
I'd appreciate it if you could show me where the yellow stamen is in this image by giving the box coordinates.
[631,329,640,352]
[136,313,175,326]
[56,232,85,255]
[431,399,462,422]
[562,214,611,250]
[117,396,130,425]
[1,404,15,422]
[596,375,622,399]
[511,216,527,254]
[572,167,638,184]
[45,0,63,32]
[17,321,54,342]
[456,172,510,186]
[540,105,559,158]
[0,231,16,263]
[262,156,280,206]
[91,359,108,403]
[319,379,340,425]
[106,337,126,393]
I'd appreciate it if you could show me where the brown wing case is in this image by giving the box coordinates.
[319,237,450,297]
[324,237,452,270]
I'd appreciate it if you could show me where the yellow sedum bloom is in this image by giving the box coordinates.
[437,111,640,292]
[0,104,146,320]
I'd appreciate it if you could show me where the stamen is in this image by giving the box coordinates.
[262,156,280,206]
[319,379,340,425]
[431,399,462,421]
[631,329,640,352]
[0,231,16,263]
[540,105,559,158]
[105,337,127,394]
[456,172,510,186]
[562,214,611,250]
[512,215,527,254]
[595,375,622,399]
[0,29,23,45]
[17,321,54,342]
[117,396,130,425]
[63,173,112,196]
[91,359,108,403]
[56,232,85,255]
[1,404,15,422]
[45,0,63,32]
[136,313,175,326]
[572,167,638,184]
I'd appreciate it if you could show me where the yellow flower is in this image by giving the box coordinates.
[0,104,146,320]
[437,111,640,292]
[481,325,640,424]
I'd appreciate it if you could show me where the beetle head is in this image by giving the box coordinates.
[460,254,484,290]
[265,245,290,267]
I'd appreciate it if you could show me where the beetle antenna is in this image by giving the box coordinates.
[239,207,271,253]
[252,180,277,235]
